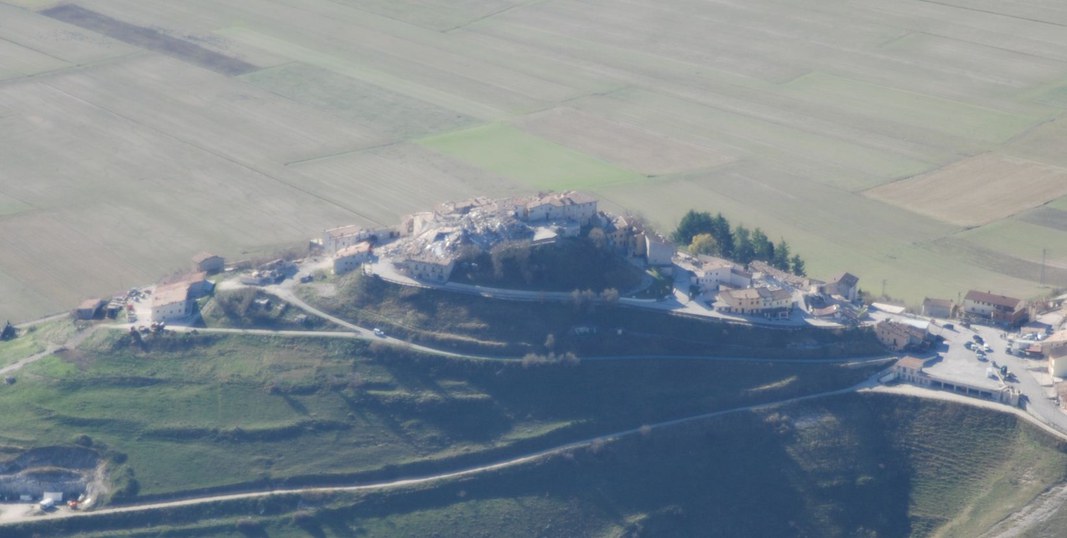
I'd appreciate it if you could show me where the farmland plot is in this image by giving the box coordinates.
[287,143,523,226]
[1001,117,1067,168]
[3,0,1067,319]
[570,89,935,191]
[0,38,68,80]
[242,63,478,141]
[0,2,138,68]
[419,123,644,190]
[513,107,737,176]
[958,220,1067,269]
[72,0,293,68]
[40,54,385,165]
[0,63,372,317]
[865,154,1067,227]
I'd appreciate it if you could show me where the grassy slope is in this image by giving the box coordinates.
[29,394,1067,538]
[0,318,78,368]
[299,272,884,358]
[0,329,875,500]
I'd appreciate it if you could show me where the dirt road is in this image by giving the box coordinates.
[0,381,868,527]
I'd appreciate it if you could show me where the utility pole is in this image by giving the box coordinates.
[1041,248,1047,285]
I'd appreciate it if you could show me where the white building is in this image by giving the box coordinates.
[716,287,794,318]
[696,256,752,292]
[402,255,456,282]
[521,191,597,225]
[323,225,396,253]
[644,234,674,267]
[334,242,373,275]
[151,283,193,323]
[822,272,859,302]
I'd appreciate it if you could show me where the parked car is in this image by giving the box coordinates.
[964,341,975,350]
[942,323,954,330]
[973,335,985,344]
[373,328,385,337]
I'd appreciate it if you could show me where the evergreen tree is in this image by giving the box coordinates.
[733,226,754,264]
[711,213,734,258]
[772,239,791,271]
[672,210,715,245]
[751,228,774,262]
[790,255,806,276]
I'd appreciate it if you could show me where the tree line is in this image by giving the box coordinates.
[672,210,806,276]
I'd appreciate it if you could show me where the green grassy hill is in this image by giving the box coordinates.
[10,394,1065,538]
[0,330,875,503]
[298,272,883,359]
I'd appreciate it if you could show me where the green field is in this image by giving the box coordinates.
[419,123,644,190]
[959,220,1067,268]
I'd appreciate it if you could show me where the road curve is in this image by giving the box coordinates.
[0,381,869,527]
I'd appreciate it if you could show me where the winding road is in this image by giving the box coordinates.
[2,274,1063,533]
[0,379,873,527]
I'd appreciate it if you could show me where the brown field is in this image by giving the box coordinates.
[2,0,1067,319]
[865,154,1067,227]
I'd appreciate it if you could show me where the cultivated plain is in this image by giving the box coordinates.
[1,0,1067,317]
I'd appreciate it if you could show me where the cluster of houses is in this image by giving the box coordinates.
[319,191,676,283]
[314,191,866,323]
[918,290,1031,328]
[874,290,1038,354]
[315,224,398,275]
[72,252,223,325]
[68,190,1059,352]
[673,254,861,321]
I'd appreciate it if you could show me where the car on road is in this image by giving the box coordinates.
[942,323,954,330]
[373,328,385,337]
[299,274,313,283]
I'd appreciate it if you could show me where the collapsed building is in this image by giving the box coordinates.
[383,192,602,283]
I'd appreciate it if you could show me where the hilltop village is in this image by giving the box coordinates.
[56,191,1067,419]
[4,191,1067,525]
[313,192,865,325]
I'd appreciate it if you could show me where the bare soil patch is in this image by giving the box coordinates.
[42,4,257,75]
[865,153,1067,227]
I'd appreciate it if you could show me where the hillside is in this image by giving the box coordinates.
[7,394,1065,537]
[297,271,884,358]
[0,330,877,502]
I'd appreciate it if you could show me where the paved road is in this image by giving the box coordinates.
[263,282,467,358]
[166,282,899,367]
[367,259,825,329]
